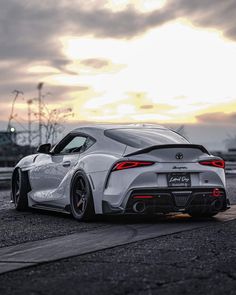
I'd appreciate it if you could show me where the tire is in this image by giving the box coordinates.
[70,170,95,221]
[12,169,29,211]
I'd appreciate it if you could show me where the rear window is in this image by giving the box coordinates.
[104,128,189,148]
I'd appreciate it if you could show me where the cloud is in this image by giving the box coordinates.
[0,78,91,105]
[0,1,166,64]
[1,0,236,66]
[140,104,154,109]
[1,0,236,65]
[49,59,77,75]
[1,0,236,119]
[196,112,236,124]
[81,58,109,69]
[170,0,236,41]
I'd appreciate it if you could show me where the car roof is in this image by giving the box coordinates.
[72,124,167,133]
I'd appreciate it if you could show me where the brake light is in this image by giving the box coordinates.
[199,160,225,169]
[112,161,154,171]
[133,195,154,199]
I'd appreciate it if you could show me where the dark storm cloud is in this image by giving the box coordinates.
[196,112,236,124]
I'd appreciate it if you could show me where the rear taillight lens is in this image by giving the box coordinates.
[112,161,154,171]
[212,188,221,197]
[199,160,225,169]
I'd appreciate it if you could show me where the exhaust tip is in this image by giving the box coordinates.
[133,201,146,213]
[211,199,223,211]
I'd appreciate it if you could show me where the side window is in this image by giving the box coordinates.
[80,137,96,153]
[60,136,87,154]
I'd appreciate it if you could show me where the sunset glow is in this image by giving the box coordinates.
[1,0,236,129]
[53,21,236,123]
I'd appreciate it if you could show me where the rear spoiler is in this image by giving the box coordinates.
[125,144,210,157]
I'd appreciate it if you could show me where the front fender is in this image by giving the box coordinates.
[15,154,38,171]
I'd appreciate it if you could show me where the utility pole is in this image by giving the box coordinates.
[27,99,33,146]
[37,82,44,145]
[7,90,23,132]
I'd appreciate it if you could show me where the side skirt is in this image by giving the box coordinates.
[31,204,71,215]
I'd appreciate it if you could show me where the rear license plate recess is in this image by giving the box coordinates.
[167,172,191,187]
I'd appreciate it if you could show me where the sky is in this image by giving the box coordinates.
[0,0,236,149]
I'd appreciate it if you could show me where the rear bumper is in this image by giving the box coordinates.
[102,187,230,215]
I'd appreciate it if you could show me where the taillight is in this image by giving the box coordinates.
[212,188,221,197]
[112,161,154,171]
[199,159,225,169]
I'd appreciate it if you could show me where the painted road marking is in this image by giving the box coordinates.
[0,205,236,274]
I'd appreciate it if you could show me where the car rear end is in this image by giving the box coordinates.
[102,127,230,216]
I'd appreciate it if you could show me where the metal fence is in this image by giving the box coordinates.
[225,162,236,175]
[0,167,14,182]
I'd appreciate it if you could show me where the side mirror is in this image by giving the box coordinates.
[37,143,51,154]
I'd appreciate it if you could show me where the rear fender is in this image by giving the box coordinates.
[78,153,121,173]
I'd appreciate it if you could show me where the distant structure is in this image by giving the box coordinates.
[0,130,16,146]
[0,130,35,167]
[0,82,74,167]
[225,135,236,150]
[211,134,236,164]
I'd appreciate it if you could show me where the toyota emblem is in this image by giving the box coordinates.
[175,153,184,160]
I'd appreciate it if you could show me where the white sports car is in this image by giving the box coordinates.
[12,124,230,220]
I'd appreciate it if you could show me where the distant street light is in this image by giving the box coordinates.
[7,90,24,132]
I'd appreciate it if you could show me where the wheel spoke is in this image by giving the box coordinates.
[82,199,86,212]
[13,173,20,203]
[77,198,83,209]
[79,178,86,194]
[15,193,20,201]
[77,198,86,213]
[73,176,89,215]
[75,189,83,196]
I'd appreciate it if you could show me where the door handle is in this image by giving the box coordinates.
[62,161,71,167]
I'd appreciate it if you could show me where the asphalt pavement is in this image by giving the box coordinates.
[0,176,235,294]
[1,219,236,295]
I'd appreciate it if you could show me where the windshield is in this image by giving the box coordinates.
[104,128,189,148]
